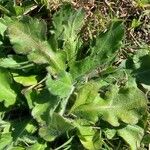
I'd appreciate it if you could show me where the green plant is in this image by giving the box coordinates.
[134,0,150,7]
[0,4,149,150]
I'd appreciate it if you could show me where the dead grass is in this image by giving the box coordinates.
[46,0,150,46]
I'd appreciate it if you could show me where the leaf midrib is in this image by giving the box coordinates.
[9,25,62,71]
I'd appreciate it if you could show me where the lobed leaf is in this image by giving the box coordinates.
[72,80,147,126]
[70,81,99,113]
[52,5,85,61]
[7,17,65,72]
[70,21,124,79]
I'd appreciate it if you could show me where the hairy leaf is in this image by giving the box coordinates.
[70,21,124,79]
[0,55,31,69]
[117,125,144,150]
[75,119,102,150]
[134,51,150,85]
[7,18,65,72]
[72,81,146,126]
[46,71,74,98]
[39,113,74,142]
[0,133,13,150]
[0,3,148,149]
[0,57,24,69]
[53,5,85,61]
[0,16,12,36]
[0,68,17,107]
[29,89,60,124]
[70,81,99,113]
